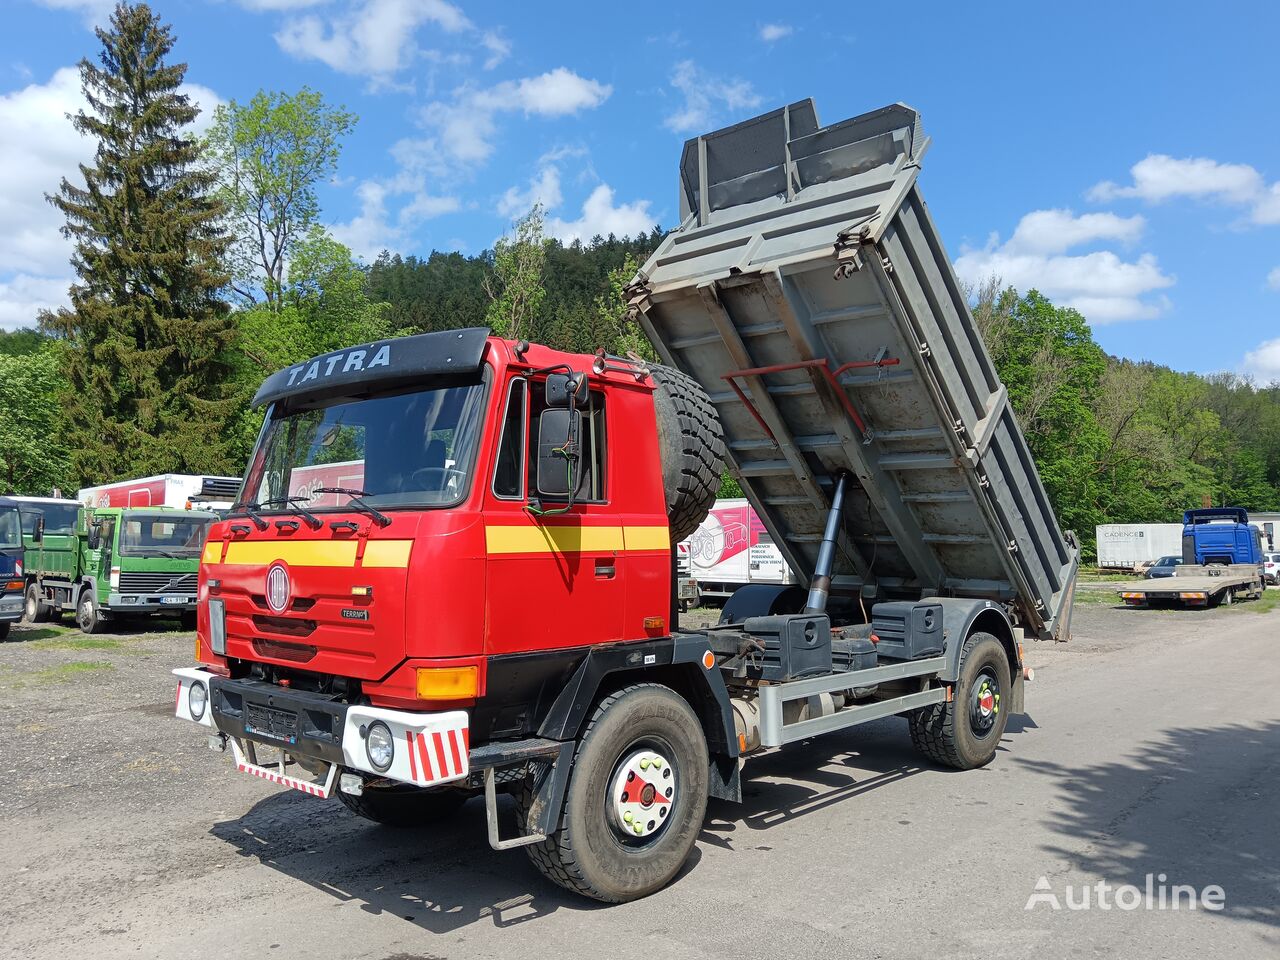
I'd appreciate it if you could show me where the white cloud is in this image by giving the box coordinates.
[30,0,113,24]
[953,208,1174,323]
[423,68,611,169]
[759,23,793,41]
[1242,337,1280,384]
[1089,154,1280,225]
[234,0,328,10]
[0,67,221,329]
[274,0,507,84]
[0,274,70,331]
[664,60,762,134]
[1267,266,1280,291]
[547,185,654,243]
[498,165,563,219]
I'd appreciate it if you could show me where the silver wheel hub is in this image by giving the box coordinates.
[609,749,675,840]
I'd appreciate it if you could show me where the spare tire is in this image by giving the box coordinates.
[650,363,725,543]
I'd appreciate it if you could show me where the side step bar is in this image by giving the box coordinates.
[471,737,572,851]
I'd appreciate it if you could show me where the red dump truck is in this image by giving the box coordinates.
[173,99,1078,903]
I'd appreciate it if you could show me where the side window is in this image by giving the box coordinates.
[528,384,607,502]
[493,378,528,499]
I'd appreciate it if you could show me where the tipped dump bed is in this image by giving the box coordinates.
[630,100,1078,640]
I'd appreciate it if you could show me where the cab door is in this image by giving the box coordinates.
[483,374,625,656]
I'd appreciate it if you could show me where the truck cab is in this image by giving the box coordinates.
[0,497,24,638]
[1181,508,1264,567]
[21,501,214,632]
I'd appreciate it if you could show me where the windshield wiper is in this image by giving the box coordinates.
[228,503,269,530]
[259,496,323,530]
[313,487,392,527]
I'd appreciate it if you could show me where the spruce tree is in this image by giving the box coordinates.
[40,2,236,482]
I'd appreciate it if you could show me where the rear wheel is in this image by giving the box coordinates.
[77,589,105,635]
[23,584,49,623]
[524,683,709,903]
[337,783,468,827]
[909,632,1011,770]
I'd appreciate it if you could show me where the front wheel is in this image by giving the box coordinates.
[909,632,1011,770]
[77,589,105,635]
[524,683,709,903]
[23,584,49,624]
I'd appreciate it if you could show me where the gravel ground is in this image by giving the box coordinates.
[0,591,1276,959]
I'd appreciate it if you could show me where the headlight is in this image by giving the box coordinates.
[189,681,207,721]
[365,721,394,772]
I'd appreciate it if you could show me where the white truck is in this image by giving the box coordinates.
[680,499,795,603]
[78,474,242,512]
[1094,523,1183,570]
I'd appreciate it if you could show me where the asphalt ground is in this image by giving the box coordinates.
[0,587,1276,959]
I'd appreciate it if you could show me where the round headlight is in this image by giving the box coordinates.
[189,681,207,721]
[365,721,394,772]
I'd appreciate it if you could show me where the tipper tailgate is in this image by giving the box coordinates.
[629,100,1078,640]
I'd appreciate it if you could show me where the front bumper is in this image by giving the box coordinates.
[110,593,196,613]
[0,594,21,623]
[173,668,469,796]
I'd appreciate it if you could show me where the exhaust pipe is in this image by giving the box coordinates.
[805,471,851,615]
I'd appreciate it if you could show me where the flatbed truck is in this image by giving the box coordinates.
[172,99,1078,902]
[1118,564,1264,608]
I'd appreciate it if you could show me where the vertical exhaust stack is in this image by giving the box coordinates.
[805,472,850,615]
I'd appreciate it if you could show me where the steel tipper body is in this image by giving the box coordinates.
[0,497,25,639]
[18,502,213,632]
[628,99,1078,641]
[175,100,1078,905]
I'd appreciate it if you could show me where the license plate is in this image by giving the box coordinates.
[161,596,189,605]
[245,703,299,745]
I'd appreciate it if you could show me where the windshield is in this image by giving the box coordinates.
[0,508,19,549]
[118,515,211,558]
[238,375,489,512]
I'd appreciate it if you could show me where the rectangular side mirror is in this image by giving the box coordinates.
[536,408,581,497]
[32,517,44,544]
[87,524,101,550]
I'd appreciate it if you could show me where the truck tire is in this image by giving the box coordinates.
[650,364,725,544]
[23,584,50,624]
[908,632,1010,770]
[524,683,709,903]
[76,589,106,635]
[0,622,9,641]
[337,784,467,827]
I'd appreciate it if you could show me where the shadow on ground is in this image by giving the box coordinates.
[1019,719,1280,928]
[210,712,1034,934]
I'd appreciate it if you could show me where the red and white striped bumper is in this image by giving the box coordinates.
[172,667,470,797]
[340,704,470,787]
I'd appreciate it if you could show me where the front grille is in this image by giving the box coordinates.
[198,477,242,500]
[118,572,197,594]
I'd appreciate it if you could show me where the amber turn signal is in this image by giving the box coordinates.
[415,665,478,700]
[643,616,665,631]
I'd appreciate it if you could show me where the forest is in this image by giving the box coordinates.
[2,2,1279,562]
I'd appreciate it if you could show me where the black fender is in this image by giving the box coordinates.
[931,597,1025,714]
[719,583,807,624]
[537,635,742,801]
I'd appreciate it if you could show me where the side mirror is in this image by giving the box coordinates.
[536,408,581,497]
[544,372,587,409]
[87,522,101,550]
[32,517,44,544]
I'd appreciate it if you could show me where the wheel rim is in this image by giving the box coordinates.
[25,592,35,620]
[78,596,92,629]
[969,667,1001,739]
[607,743,678,845]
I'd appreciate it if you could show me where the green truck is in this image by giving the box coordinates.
[16,498,214,634]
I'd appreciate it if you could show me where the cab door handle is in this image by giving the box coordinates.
[594,559,616,580]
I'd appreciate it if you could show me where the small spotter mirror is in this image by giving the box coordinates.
[544,372,587,409]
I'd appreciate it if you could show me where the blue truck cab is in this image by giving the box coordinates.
[1182,507,1264,566]
[0,497,24,638]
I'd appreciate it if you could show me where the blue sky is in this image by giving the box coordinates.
[2,0,1277,379]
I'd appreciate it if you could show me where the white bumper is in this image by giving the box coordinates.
[172,667,470,796]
